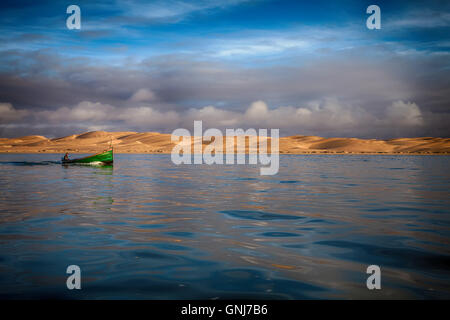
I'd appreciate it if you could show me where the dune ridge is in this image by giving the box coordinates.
[0,131,449,154]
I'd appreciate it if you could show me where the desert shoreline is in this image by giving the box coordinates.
[0,151,449,155]
[1,130,449,155]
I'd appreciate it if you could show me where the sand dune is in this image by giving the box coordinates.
[0,131,449,154]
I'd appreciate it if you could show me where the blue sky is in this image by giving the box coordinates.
[0,0,449,138]
[2,0,448,60]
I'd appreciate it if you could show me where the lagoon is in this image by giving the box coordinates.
[0,154,449,299]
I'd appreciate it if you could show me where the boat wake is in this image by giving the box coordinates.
[0,161,61,166]
[62,161,109,166]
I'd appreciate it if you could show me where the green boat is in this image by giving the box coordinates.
[62,149,113,165]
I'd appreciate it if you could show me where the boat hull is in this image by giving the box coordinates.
[62,149,113,165]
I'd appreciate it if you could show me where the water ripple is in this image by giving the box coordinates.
[0,153,449,299]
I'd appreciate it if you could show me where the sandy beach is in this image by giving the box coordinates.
[0,131,449,154]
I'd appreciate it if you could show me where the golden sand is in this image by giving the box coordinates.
[0,131,449,155]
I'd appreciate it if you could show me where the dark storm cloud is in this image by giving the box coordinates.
[1,46,449,139]
[0,0,449,138]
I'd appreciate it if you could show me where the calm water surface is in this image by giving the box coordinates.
[0,154,449,299]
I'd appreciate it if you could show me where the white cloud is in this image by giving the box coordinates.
[1,99,428,138]
[129,88,155,102]
[118,106,180,127]
[0,103,28,123]
[35,102,179,129]
[37,101,115,122]
[185,105,240,127]
[389,10,450,28]
[213,38,310,57]
[244,100,269,121]
[182,98,424,137]
[122,0,249,20]
[385,100,423,126]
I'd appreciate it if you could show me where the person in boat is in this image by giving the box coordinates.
[63,152,69,161]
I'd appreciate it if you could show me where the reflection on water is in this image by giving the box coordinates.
[0,154,449,299]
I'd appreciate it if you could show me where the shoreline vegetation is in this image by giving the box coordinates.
[0,130,449,155]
